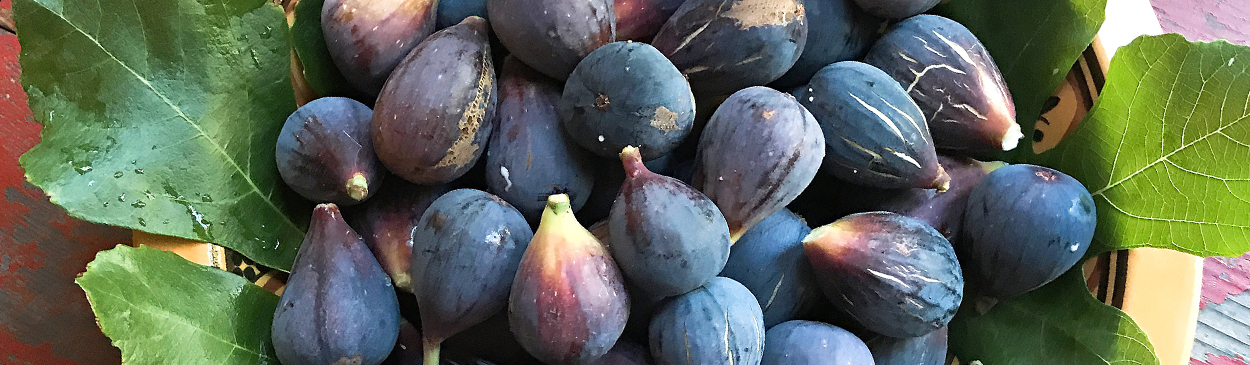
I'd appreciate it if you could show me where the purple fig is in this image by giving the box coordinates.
[277,97,384,206]
[322,0,437,96]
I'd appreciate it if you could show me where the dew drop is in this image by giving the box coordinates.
[138,218,147,226]
[132,201,146,208]
[1069,243,1080,252]
[134,168,145,174]
[201,194,214,203]
[144,190,155,200]
[162,219,170,225]
[118,193,126,202]
[114,171,124,178]
[102,201,110,207]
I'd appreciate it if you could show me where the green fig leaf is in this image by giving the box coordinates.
[949,268,1159,365]
[77,245,280,365]
[1030,34,1250,257]
[16,0,305,270]
[291,0,357,97]
[934,0,1107,158]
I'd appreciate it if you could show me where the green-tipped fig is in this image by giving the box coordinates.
[277,97,384,206]
[272,204,400,365]
[609,146,730,298]
[508,194,631,364]
[803,212,962,338]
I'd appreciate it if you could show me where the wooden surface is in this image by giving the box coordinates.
[1146,1,1250,365]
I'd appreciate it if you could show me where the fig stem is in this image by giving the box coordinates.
[933,166,951,193]
[422,338,441,365]
[545,193,573,215]
[346,172,369,201]
[619,146,647,178]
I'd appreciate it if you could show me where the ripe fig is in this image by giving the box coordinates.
[350,179,451,290]
[803,212,963,338]
[322,0,437,96]
[651,0,807,96]
[770,0,879,89]
[561,42,696,161]
[509,194,630,364]
[648,277,765,365]
[959,164,1095,302]
[873,155,1004,240]
[695,86,825,242]
[609,146,730,298]
[486,0,614,80]
[272,204,400,365]
[578,155,674,224]
[719,209,819,328]
[799,61,949,190]
[761,320,874,365]
[853,0,939,20]
[866,325,948,365]
[614,0,685,41]
[411,189,535,364]
[373,17,497,185]
[487,57,597,224]
[277,97,384,206]
[863,15,1022,157]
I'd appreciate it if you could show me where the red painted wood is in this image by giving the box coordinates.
[0,1,128,363]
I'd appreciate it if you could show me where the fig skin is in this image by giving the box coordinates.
[349,179,451,291]
[761,320,875,365]
[695,86,825,242]
[373,17,497,185]
[486,0,615,80]
[770,0,879,89]
[650,0,808,96]
[863,15,1022,157]
[614,0,685,42]
[798,61,949,190]
[322,0,437,96]
[718,208,819,328]
[648,277,766,365]
[803,211,963,338]
[853,0,940,20]
[277,97,384,206]
[508,194,630,365]
[609,146,730,298]
[866,326,949,365]
[271,204,400,365]
[486,57,597,224]
[410,189,535,364]
[560,42,696,161]
[959,164,1096,302]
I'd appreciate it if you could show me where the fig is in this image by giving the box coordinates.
[863,15,1021,157]
[385,319,425,365]
[487,57,597,224]
[651,0,807,96]
[648,277,765,365]
[486,0,614,80]
[277,97,384,206]
[437,0,488,29]
[695,86,825,242]
[373,17,497,185]
[761,320,874,365]
[594,339,653,365]
[508,194,630,364]
[577,155,674,224]
[853,0,939,20]
[615,0,685,41]
[561,42,696,161]
[866,325,948,365]
[770,0,879,89]
[803,211,963,338]
[959,164,1095,302]
[800,61,949,190]
[410,189,535,364]
[272,204,400,365]
[322,0,437,96]
[609,146,730,298]
[350,179,451,290]
[873,155,1005,240]
[719,209,819,328]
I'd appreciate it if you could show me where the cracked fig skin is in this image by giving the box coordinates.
[373,17,497,185]
[271,204,400,365]
[863,15,1022,157]
[508,194,630,365]
[803,211,963,338]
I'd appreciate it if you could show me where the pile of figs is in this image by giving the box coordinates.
[268,0,1097,363]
